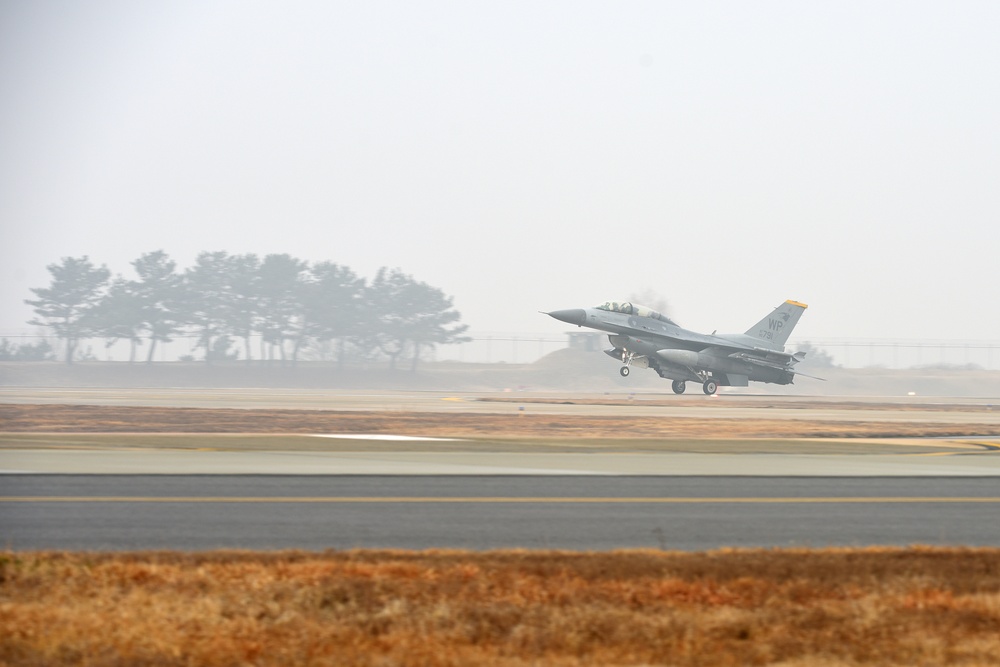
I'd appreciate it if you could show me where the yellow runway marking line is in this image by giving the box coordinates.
[4,497,1000,504]
[970,440,1000,450]
[908,441,1000,456]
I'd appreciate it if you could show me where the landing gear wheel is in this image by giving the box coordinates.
[703,379,718,395]
[671,380,686,394]
[620,366,630,377]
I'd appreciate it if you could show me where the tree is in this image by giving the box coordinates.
[795,342,838,368]
[131,250,183,364]
[403,280,470,371]
[183,251,234,364]
[25,256,110,364]
[90,277,146,362]
[365,268,470,371]
[362,268,409,369]
[206,335,240,362]
[224,253,261,365]
[22,251,472,368]
[256,254,308,364]
[302,262,364,369]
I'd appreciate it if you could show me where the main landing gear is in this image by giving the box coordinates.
[620,366,630,377]
[672,379,717,395]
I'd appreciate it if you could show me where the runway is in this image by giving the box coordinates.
[3,388,999,551]
[3,475,1000,551]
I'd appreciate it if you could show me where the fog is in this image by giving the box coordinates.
[2,1,999,345]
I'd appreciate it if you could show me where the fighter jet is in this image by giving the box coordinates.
[545,299,820,394]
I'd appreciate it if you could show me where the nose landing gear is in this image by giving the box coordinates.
[619,350,638,377]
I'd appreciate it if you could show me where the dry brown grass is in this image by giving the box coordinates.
[1,403,995,439]
[482,396,1000,413]
[3,548,1000,666]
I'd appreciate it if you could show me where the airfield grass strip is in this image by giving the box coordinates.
[2,547,1000,666]
[0,403,994,439]
[480,396,1000,413]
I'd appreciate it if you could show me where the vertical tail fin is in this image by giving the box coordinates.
[745,300,807,348]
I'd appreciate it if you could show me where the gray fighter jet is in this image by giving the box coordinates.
[545,299,820,394]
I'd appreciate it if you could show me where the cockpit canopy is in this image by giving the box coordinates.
[595,301,677,325]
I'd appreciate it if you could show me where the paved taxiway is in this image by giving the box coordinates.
[4,446,1000,475]
[4,475,1000,551]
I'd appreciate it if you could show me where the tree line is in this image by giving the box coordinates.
[23,251,470,368]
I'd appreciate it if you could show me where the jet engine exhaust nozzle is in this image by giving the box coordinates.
[547,309,586,326]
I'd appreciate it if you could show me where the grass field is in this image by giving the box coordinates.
[2,403,997,439]
[3,548,1000,666]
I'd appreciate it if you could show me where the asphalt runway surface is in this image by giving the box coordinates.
[4,475,1000,551]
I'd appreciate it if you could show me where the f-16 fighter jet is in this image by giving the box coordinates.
[545,299,821,394]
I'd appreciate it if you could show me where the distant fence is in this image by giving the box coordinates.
[2,330,1000,370]
[792,339,1000,371]
[439,335,1000,370]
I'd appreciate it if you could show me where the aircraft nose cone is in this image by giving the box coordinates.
[547,309,586,326]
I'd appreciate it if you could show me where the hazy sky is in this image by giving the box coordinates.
[2,1,998,342]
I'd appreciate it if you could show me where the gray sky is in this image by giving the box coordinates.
[2,1,998,342]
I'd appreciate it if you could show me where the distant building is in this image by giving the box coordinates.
[566,331,604,351]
